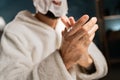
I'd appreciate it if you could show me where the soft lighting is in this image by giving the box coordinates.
[104,15,120,31]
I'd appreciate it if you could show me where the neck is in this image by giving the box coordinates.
[35,12,58,29]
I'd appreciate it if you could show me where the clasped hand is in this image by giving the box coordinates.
[60,15,98,69]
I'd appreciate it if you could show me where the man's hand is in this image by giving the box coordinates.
[60,15,98,69]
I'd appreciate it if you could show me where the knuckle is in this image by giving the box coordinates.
[88,38,92,42]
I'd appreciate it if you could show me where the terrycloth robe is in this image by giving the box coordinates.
[0,10,108,80]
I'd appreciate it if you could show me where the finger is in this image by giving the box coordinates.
[66,17,75,32]
[76,15,89,26]
[71,24,98,41]
[69,16,76,26]
[68,15,89,36]
[89,33,95,41]
[88,24,98,42]
[61,16,71,28]
[88,24,98,36]
[83,17,97,31]
[75,24,98,43]
[71,29,86,41]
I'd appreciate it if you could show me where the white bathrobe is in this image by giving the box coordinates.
[0,10,108,80]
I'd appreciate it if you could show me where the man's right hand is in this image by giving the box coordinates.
[60,15,98,69]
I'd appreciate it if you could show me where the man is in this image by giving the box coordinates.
[0,0,108,80]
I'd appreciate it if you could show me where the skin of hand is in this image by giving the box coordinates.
[60,15,98,70]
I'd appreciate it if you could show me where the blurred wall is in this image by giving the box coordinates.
[0,0,35,23]
[68,0,96,20]
[103,0,120,15]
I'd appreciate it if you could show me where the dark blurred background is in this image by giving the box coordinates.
[0,0,120,80]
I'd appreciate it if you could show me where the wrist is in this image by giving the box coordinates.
[78,62,96,74]
[77,53,93,69]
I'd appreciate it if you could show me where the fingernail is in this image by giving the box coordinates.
[91,17,97,21]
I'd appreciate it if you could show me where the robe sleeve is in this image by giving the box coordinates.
[0,30,76,80]
[35,50,77,80]
[76,42,108,80]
